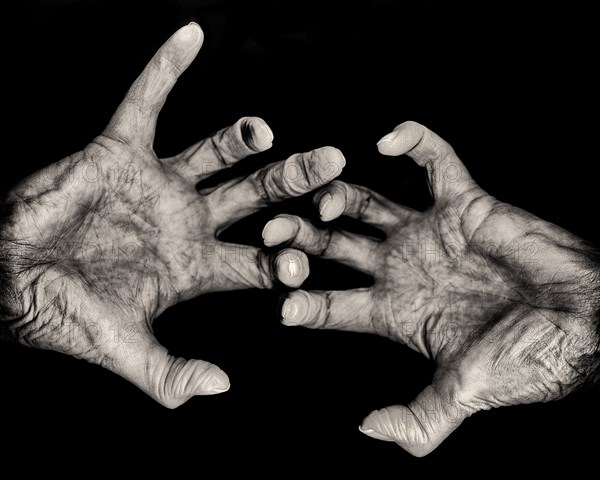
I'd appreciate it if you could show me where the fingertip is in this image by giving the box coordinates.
[377,130,405,156]
[318,191,344,221]
[359,411,396,442]
[315,147,346,184]
[281,289,310,326]
[178,21,204,47]
[248,117,274,152]
[318,192,333,217]
[325,146,346,168]
[327,147,347,167]
[377,121,425,157]
[262,216,296,246]
[201,365,230,395]
[281,297,298,325]
[275,250,309,288]
[376,131,397,146]
[360,410,378,430]
[164,22,204,74]
[377,136,399,156]
[358,424,395,442]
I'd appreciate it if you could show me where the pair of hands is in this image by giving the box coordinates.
[1,24,598,457]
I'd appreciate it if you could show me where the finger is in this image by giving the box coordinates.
[105,23,204,147]
[280,289,377,334]
[110,337,229,409]
[207,245,310,290]
[313,180,417,228]
[359,383,471,457]
[377,121,480,203]
[166,116,274,182]
[262,214,377,274]
[208,147,346,229]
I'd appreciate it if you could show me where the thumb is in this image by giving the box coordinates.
[110,339,230,409]
[359,383,473,457]
[106,23,204,147]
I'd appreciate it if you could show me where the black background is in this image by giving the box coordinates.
[2,0,598,475]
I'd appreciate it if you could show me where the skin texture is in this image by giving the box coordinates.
[264,120,600,456]
[0,24,346,408]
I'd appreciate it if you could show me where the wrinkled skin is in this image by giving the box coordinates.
[263,121,600,456]
[0,24,345,408]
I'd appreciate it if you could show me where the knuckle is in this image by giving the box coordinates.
[353,188,373,220]
[301,155,324,187]
[256,251,275,288]
[153,357,189,409]
[153,53,182,80]
[314,291,332,329]
[252,168,272,203]
[318,230,335,257]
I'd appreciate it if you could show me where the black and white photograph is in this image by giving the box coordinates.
[2,0,598,474]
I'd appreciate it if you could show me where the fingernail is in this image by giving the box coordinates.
[319,193,333,216]
[182,22,202,43]
[287,256,300,277]
[282,297,298,321]
[209,383,230,394]
[255,119,274,145]
[359,425,394,442]
[376,131,398,146]
[205,374,230,394]
[249,118,274,151]
[262,220,275,240]
[262,218,294,246]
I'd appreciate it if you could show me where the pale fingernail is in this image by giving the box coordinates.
[287,256,300,277]
[182,22,203,43]
[358,425,394,442]
[319,193,333,217]
[252,118,274,150]
[376,131,398,146]
[262,218,294,246]
[203,368,230,394]
[262,220,275,240]
[258,120,274,144]
[282,297,298,321]
[206,380,230,394]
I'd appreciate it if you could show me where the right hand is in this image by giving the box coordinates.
[0,23,345,408]
[263,120,600,456]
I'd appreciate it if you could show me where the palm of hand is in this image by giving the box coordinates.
[0,24,345,408]
[263,121,600,456]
